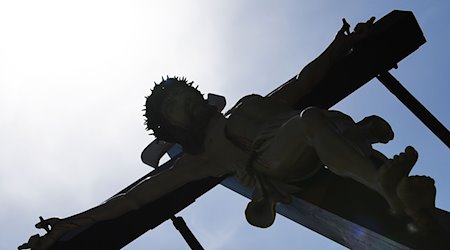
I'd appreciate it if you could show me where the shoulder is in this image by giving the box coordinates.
[225,94,263,116]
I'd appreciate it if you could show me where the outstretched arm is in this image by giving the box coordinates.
[267,17,375,107]
[19,155,224,250]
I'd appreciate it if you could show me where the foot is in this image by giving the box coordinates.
[378,146,418,214]
[397,176,437,232]
[357,115,394,144]
[391,146,418,179]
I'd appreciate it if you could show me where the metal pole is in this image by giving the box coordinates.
[171,216,205,250]
[377,71,450,148]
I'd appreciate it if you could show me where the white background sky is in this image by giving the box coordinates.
[1,1,449,249]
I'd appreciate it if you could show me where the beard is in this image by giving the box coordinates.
[169,102,218,155]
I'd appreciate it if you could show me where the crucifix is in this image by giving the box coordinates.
[20,10,450,250]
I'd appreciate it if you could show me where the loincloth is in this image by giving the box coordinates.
[226,95,322,227]
[226,94,320,182]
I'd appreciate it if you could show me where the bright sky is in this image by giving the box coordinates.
[1,1,449,249]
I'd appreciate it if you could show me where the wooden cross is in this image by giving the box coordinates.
[47,10,450,250]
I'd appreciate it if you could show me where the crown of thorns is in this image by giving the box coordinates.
[144,76,202,140]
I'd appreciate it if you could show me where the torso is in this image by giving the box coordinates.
[200,95,322,182]
[200,113,250,175]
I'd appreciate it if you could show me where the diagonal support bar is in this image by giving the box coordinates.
[171,216,205,250]
[377,72,450,148]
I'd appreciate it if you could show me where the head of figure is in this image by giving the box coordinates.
[144,77,217,154]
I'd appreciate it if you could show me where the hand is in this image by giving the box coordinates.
[333,17,376,54]
[18,217,77,250]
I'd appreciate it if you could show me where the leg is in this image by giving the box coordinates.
[300,107,415,214]
[326,111,391,166]
[300,107,380,187]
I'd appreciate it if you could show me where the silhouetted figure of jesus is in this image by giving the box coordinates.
[20,17,436,250]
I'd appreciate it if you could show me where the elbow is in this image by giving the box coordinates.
[124,193,147,211]
[107,193,141,212]
[92,194,142,222]
[123,194,141,211]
